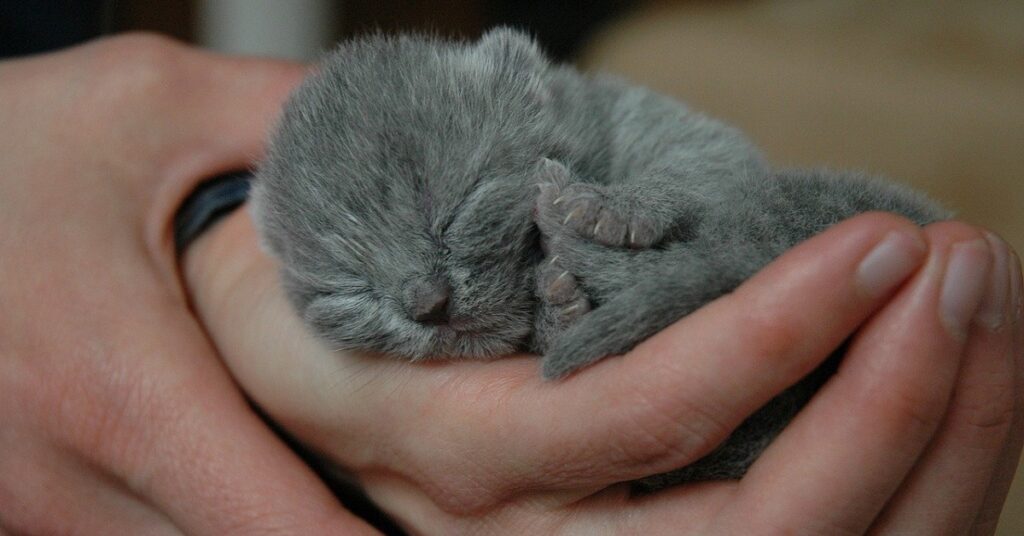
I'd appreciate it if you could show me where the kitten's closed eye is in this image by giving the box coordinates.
[288,265,373,297]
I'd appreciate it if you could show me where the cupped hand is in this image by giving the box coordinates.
[186,191,1022,533]
[0,36,377,534]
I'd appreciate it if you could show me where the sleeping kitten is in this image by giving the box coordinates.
[251,28,948,488]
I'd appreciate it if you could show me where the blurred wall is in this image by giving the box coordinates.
[196,0,338,60]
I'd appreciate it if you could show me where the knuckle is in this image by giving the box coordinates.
[877,380,949,440]
[734,304,812,374]
[923,220,986,246]
[84,33,189,108]
[845,211,919,237]
[610,383,733,472]
[954,379,1015,442]
[96,32,185,64]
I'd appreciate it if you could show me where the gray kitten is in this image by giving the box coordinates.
[251,28,948,489]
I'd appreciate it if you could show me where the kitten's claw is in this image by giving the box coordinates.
[625,218,658,248]
[547,270,573,301]
[538,263,582,306]
[533,252,591,350]
[535,157,572,187]
[536,181,662,249]
[562,207,582,225]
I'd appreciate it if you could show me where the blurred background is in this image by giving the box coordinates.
[2,0,1022,532]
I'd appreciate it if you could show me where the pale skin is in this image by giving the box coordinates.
[0,35,372,534]
[0,35,1020,535]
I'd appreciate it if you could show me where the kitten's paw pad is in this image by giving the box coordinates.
[554,294,590,325]
[537,256,591,323]
[538,263,576,304]
[539,182,660,249]
[596,207,659,249]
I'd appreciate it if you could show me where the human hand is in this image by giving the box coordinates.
[186,192,1022,533]
[0,35,377,534]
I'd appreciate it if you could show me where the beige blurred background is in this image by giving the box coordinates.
[583,0,1024,256]
[5,0,1019,532]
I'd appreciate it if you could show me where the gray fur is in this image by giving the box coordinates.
[252,28,948,489]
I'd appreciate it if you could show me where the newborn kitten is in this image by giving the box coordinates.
[251,28,948,488]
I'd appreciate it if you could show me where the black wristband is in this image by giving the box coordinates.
[173,170,253,255]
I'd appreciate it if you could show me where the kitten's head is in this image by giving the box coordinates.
[253,28,556,359]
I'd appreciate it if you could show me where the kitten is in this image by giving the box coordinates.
[251,28,948,488]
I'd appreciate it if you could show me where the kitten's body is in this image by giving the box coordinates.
[253,29,947,488]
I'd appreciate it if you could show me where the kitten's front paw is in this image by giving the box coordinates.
[535,160,660,249]
[532,260,589,354]
[536,253,591,326]
[530,165,592,352]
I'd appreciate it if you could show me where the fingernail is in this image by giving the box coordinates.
[857,231,927,298]
[975,232,1010,329]
[940,239,991,339]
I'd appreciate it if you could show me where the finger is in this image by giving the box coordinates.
[138,342,379,535]
[971,247,1024,535]
[54,308,378,535]
[565,481,737,535]
[180,208,381,442]
[509,214,931,486]
[709,222,991,535]
[0,440,183,535]
[356,476,739,535]
[869,231,1015,534]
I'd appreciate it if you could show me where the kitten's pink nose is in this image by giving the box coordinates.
[407,277,451,324]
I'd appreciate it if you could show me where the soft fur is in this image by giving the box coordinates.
[252,28,948,489]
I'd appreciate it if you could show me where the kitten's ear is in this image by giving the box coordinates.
[476,26,548,72]
[473,27,551,104]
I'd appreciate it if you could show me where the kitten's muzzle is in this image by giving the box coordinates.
[405,275,451,325]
